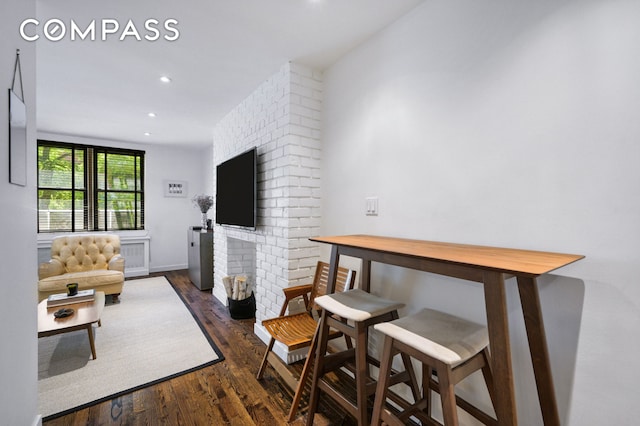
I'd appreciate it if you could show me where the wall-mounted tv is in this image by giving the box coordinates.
[215,147,257,229]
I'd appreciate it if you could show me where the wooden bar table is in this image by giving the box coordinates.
[309,234,584,426]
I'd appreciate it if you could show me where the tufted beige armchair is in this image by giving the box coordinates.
[38,234,125,302]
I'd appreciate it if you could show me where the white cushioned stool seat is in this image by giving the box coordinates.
[306,288,419,425]
[314,289,406,321]
[371,308,496,426]
[374,308,488,367]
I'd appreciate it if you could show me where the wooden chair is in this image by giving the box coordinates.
[257,261,356,421]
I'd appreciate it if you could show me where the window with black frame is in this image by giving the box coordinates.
[37,140,145,232]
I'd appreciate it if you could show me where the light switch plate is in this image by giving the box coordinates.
[365,197,379,216]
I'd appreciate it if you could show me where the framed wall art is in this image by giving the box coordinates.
[164,180,188,197]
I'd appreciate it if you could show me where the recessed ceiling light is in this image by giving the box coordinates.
[160,76,172,83]
[148,112,156,118]
[144,132,151,136]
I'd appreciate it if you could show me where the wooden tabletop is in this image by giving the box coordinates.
[310,234,584,277]
[38,292,106,335]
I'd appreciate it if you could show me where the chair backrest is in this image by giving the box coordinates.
[308,261,356,312]
[51,234,121,273]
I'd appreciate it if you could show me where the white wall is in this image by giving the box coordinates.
[146,143,211,271]
[0,0,39,424]
[322,0,640,425]
[37,132,211,272]
[202,144,214,197]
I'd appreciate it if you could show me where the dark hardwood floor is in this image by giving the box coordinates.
[43,270,354,426]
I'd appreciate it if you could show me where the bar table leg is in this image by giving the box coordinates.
[483,271,518,425]
[518,276,561,426]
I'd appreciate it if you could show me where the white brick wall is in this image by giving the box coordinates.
[212,62,322,326]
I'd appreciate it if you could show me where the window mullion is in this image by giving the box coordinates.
[133,155,137,229]
[73,149,76,231]
[104,152,108,230]
[87,148,94,231]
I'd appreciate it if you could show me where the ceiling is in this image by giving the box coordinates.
[35,0,424,148]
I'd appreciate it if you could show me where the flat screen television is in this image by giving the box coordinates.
[215,147,257,229]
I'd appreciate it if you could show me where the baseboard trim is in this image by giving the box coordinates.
[149,264,188,274]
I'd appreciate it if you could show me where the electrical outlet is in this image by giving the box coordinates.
[365,197,379,216]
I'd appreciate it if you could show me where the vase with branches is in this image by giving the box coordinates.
[193,194,213,231]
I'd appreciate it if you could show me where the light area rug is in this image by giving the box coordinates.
[38,276,223,420]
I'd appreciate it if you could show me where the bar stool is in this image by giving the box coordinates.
[371,308,497,426]
[306,289,420,426]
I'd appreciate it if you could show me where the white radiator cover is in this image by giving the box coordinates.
[117,236,150,277]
